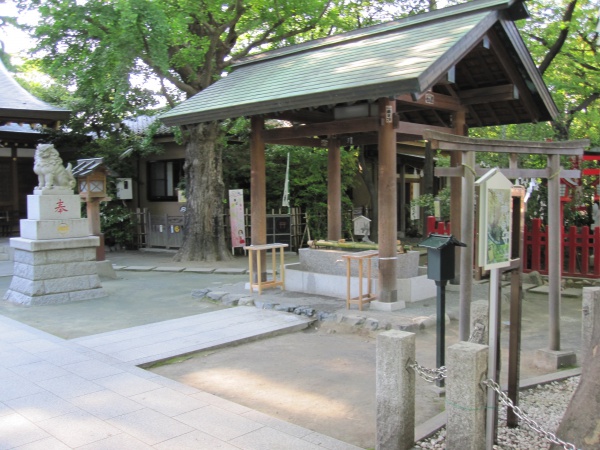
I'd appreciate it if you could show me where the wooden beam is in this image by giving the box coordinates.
[264,117,379,141]
[548,154,561,351]
[486,30,540,120]
[435,167,581,179]
[263,137,329,147]
[250,116,267,283]
[327,138,342,241]
[458,84,519,105]
[460,150,475,341]
[396,92,463,112]
[265,109,333,124]
[377,98,398,304]
[424,130,588,155]
[396,121,452,137]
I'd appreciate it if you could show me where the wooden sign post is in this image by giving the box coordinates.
[476,169,513,449]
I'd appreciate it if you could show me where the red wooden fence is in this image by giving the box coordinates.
[524,218,600,278]
[426,216,600,278]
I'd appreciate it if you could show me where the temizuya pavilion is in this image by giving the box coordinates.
[161,0,559,307]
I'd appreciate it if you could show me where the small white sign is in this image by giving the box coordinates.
[475,169,513,270]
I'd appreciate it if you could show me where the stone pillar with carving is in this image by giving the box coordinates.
[3,144,106,305]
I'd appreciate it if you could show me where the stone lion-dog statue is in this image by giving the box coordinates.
[33,143,76,190]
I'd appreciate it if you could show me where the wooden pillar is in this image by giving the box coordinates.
[459,150,475,341]
[377,98,397,303]
[451,110,466,284]
[327,138,342,241]
[422,141,434,236]
[399,165,406,235]
[11,146,18,211]
[86,199,105,261]
[548,154,561,350]
[250,116,267,282]
[451,109,469,340]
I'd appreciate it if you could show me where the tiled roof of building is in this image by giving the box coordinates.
[160,0,556,129]
[0,60,70,126]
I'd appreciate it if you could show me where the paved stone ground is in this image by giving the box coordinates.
[0,241,589,449]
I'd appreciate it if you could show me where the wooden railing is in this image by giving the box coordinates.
[524,218,600,278]
[426,216,600,278]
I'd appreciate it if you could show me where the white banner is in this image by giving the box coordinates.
[282,152,290,208]
[229,189,246,249]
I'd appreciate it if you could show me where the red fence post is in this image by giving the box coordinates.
[530,219,542,273]
[595,227,600,277]
[581,226,590,276]
[566,226,577,276]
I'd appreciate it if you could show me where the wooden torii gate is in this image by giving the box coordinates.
[424,130,589,363]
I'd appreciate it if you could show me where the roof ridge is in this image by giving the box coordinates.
[233,0,526,68]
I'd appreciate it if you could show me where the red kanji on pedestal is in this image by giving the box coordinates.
[55,199,68,213]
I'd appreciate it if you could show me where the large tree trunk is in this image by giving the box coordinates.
[174,122,233,262]
[550,303,600,449]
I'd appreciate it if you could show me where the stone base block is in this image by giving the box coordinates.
[370,300,406,311]
[10,236,100,252]
[13,261,98,280]
[3,287,106,306]
[297,248,419,278]
[285,263,435,304]
[534,349,577,371]
[96,260,118,279]
[20,218,90,240]
[398,275,436,302]
[4,237,106,306]
[27,193,81,220]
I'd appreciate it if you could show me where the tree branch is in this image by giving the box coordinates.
[233,2,331,61]
[568,92,600,116]
[538,0,577,75]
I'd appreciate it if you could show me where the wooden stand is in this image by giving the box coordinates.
[244,243,288,294]
[342,250,378,310]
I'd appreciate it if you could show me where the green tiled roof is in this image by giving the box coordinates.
[160,0,529,126]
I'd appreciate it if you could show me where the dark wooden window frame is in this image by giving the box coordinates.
[147,159,184,202]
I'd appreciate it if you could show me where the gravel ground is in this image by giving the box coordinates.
[414,376,580,449]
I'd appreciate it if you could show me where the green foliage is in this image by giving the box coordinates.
[100,203,136,249]
[409,187,450,221]
[221,124,359,240]
[264,145,358,239]
[519,0,600,142]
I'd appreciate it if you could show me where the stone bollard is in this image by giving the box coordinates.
[376,330,415,450]
[446,341,488,450]
[582,286,600,369]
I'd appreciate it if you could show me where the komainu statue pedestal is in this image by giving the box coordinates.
[3,186,106,306]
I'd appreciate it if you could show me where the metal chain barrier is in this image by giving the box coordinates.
[409,360,446,383]
[482,379,580,450]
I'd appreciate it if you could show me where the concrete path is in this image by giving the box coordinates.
[0,313,360,450]
[72,308,312,366]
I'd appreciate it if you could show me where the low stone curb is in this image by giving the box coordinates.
[192,288,450,333]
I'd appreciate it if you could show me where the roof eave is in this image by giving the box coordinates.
[0,108,71,124]
[498,20,559,122]
[160,79,423,127]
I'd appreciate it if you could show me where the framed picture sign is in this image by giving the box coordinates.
[475,168,513,270]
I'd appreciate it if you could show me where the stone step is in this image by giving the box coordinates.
[72,307,313,366]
